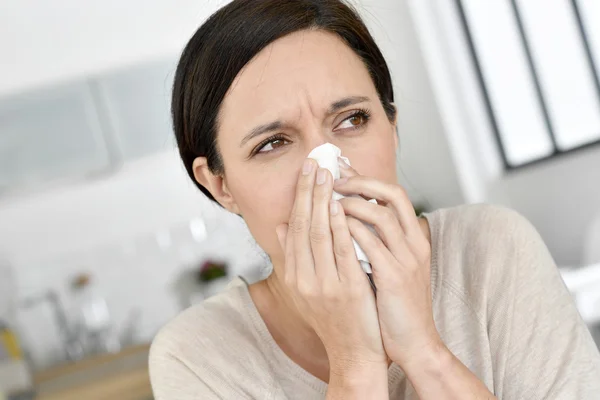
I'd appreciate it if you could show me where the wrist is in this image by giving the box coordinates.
[326,346,389,395]
[329,358,388,385]
[392,340,495,399]
[397,340,451,381]
[328,360,389,399]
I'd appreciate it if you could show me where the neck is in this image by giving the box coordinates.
[262,266,327,351]
[249,264,330,380]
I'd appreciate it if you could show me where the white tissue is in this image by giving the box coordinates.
[307,143,375,274]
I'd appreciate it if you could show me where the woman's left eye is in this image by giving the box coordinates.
[334,110,370,131]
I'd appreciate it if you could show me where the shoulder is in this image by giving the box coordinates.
[430,203,533,233]
[425,204,553,303]
[149,279,280,398]
[149,280,265,381]
[427,203,542,255]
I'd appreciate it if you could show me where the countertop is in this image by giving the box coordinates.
[33,344,152,400]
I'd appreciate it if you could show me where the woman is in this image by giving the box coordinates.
[149,0,600,398]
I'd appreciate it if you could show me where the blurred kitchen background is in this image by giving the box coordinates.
[0,0,599,398]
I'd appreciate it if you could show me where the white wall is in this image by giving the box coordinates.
[0,0,465,368]
[495,148,600,266]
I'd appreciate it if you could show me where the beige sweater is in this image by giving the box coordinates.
[149,204,600,399]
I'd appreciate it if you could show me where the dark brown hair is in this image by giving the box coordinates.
[172,0,396,202]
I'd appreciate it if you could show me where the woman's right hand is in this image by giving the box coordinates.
[275,158,387,376]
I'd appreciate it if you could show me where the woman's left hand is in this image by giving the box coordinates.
[334,158,443,369]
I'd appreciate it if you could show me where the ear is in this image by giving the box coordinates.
[192,157,240,214]
[390,102,399,149]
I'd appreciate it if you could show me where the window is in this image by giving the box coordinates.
[456,0,600,168]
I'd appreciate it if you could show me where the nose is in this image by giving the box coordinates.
[302,125,329,157]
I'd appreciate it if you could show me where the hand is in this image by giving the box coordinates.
[334,158,442,368]
[275,158,387,374]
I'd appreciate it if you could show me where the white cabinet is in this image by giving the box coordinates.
[0,82,111,194]
[0,58,178,196]
[96,59,177,160]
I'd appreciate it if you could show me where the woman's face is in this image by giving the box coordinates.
[208,29,398,264]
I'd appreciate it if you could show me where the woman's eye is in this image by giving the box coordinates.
[258,138,288,153]
[335,112,369,130]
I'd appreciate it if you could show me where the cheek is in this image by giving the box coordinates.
[229,169,297,255]
[342,125,398,182]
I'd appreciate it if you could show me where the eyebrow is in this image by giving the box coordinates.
[328,95,370,114]
[240,95,371,147]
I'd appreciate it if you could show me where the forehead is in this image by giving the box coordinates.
[219,29,376,132]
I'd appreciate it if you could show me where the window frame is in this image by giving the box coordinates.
[455,0,600,170]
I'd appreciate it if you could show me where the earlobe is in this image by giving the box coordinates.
[192,157,240,214]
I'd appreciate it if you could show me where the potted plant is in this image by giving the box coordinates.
[198,260,230,299]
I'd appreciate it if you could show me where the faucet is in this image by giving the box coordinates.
[21,290,85,362]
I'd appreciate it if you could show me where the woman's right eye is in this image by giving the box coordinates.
[256,136,289,154]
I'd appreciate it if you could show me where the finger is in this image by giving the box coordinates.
[334,176,419,235]
[310,168,338,281]
[339,197,412,262]
[337,157,358,178]
[329,201,365,283]
[276,223,296,285]
[337,157,373,202]
[346,216,399,283]
[291,158,317,283]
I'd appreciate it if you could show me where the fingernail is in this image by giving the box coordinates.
[316,169,327,185]
[330,200,339,215]
[338,157,350,169]
[303,159,313,175]
[334,177,348,186]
